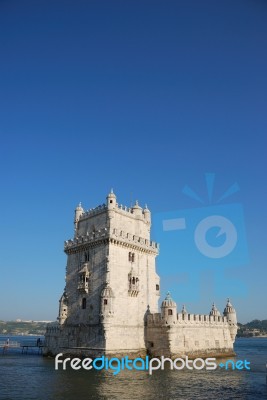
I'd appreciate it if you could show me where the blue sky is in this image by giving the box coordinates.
[0,0,266,323]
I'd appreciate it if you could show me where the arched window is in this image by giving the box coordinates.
[82,298,86,309]
[104,299,108,305]
[156,284,159,291]
[168,309,173,316]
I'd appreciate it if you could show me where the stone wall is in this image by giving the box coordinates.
[146,312,237,358]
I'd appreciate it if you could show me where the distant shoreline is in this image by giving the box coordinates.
[0,332,46,336]
[237,335,267,338]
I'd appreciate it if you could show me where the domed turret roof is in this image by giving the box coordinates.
[75,202,84,211]
[223,298,235,314]
[107,189,116,198]
[210,302,221,317]
[161,291,176,308]
[101,285,114,298]
[132,200,142,209]
[59,291,68,304]
[143,204,150,213]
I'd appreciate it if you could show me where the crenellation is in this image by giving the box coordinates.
[65,227,159,255]
[79,204,107,220]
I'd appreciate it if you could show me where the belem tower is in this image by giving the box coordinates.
[44,191,237,358]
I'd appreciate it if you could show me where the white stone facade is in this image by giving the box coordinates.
[44,191,237,358]
[146,294,237,358]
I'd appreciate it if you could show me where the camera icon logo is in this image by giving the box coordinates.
[153,174,249,301]
[194,215,237,259]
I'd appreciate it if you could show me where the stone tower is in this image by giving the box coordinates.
[45,190,237,359]
[45,191,160,356]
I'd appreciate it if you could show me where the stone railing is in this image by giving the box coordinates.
[177,313,228,323]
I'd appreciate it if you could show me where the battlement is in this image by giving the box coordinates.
[147,312,230,326]
[73,192,152,243]
[79,204,107,220]
[65,227,109,250]
[113,203,151,221]
[77,201,150,221]
[111,228,158,250]
[64,227,159,253]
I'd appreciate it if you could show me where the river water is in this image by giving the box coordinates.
[0,336,266,400]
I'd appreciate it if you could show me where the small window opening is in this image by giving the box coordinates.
[82,298,87,309]
[128,252,135,262]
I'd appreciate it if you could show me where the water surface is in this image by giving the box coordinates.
[0,336,266,400]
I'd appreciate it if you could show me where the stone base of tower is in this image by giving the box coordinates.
[146,346,236,359]
[44,323,147,358]
[44,324,105,357]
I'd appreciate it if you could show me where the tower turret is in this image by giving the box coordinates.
[223,298,237,323]
[74,202,84,235]
[100,259,114,322]
[161,292,177,324]
[210,302,221,317]
[223,298,237,340]
[58,291,68,325]
[143,204,151,225]
[100,285,115,321]
[106,189,116,209]
[131,200,142,217]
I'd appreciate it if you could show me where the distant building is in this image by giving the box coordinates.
[44,191,237,358]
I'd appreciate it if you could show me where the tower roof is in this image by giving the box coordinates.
[75,202,84,211]
[210,302,221,317]
[107,189,116,198]
[223,298,236,314]
[132,200,142,209]
[143,204,150,213]
[161,291,176,308]
[101,285,114,298]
